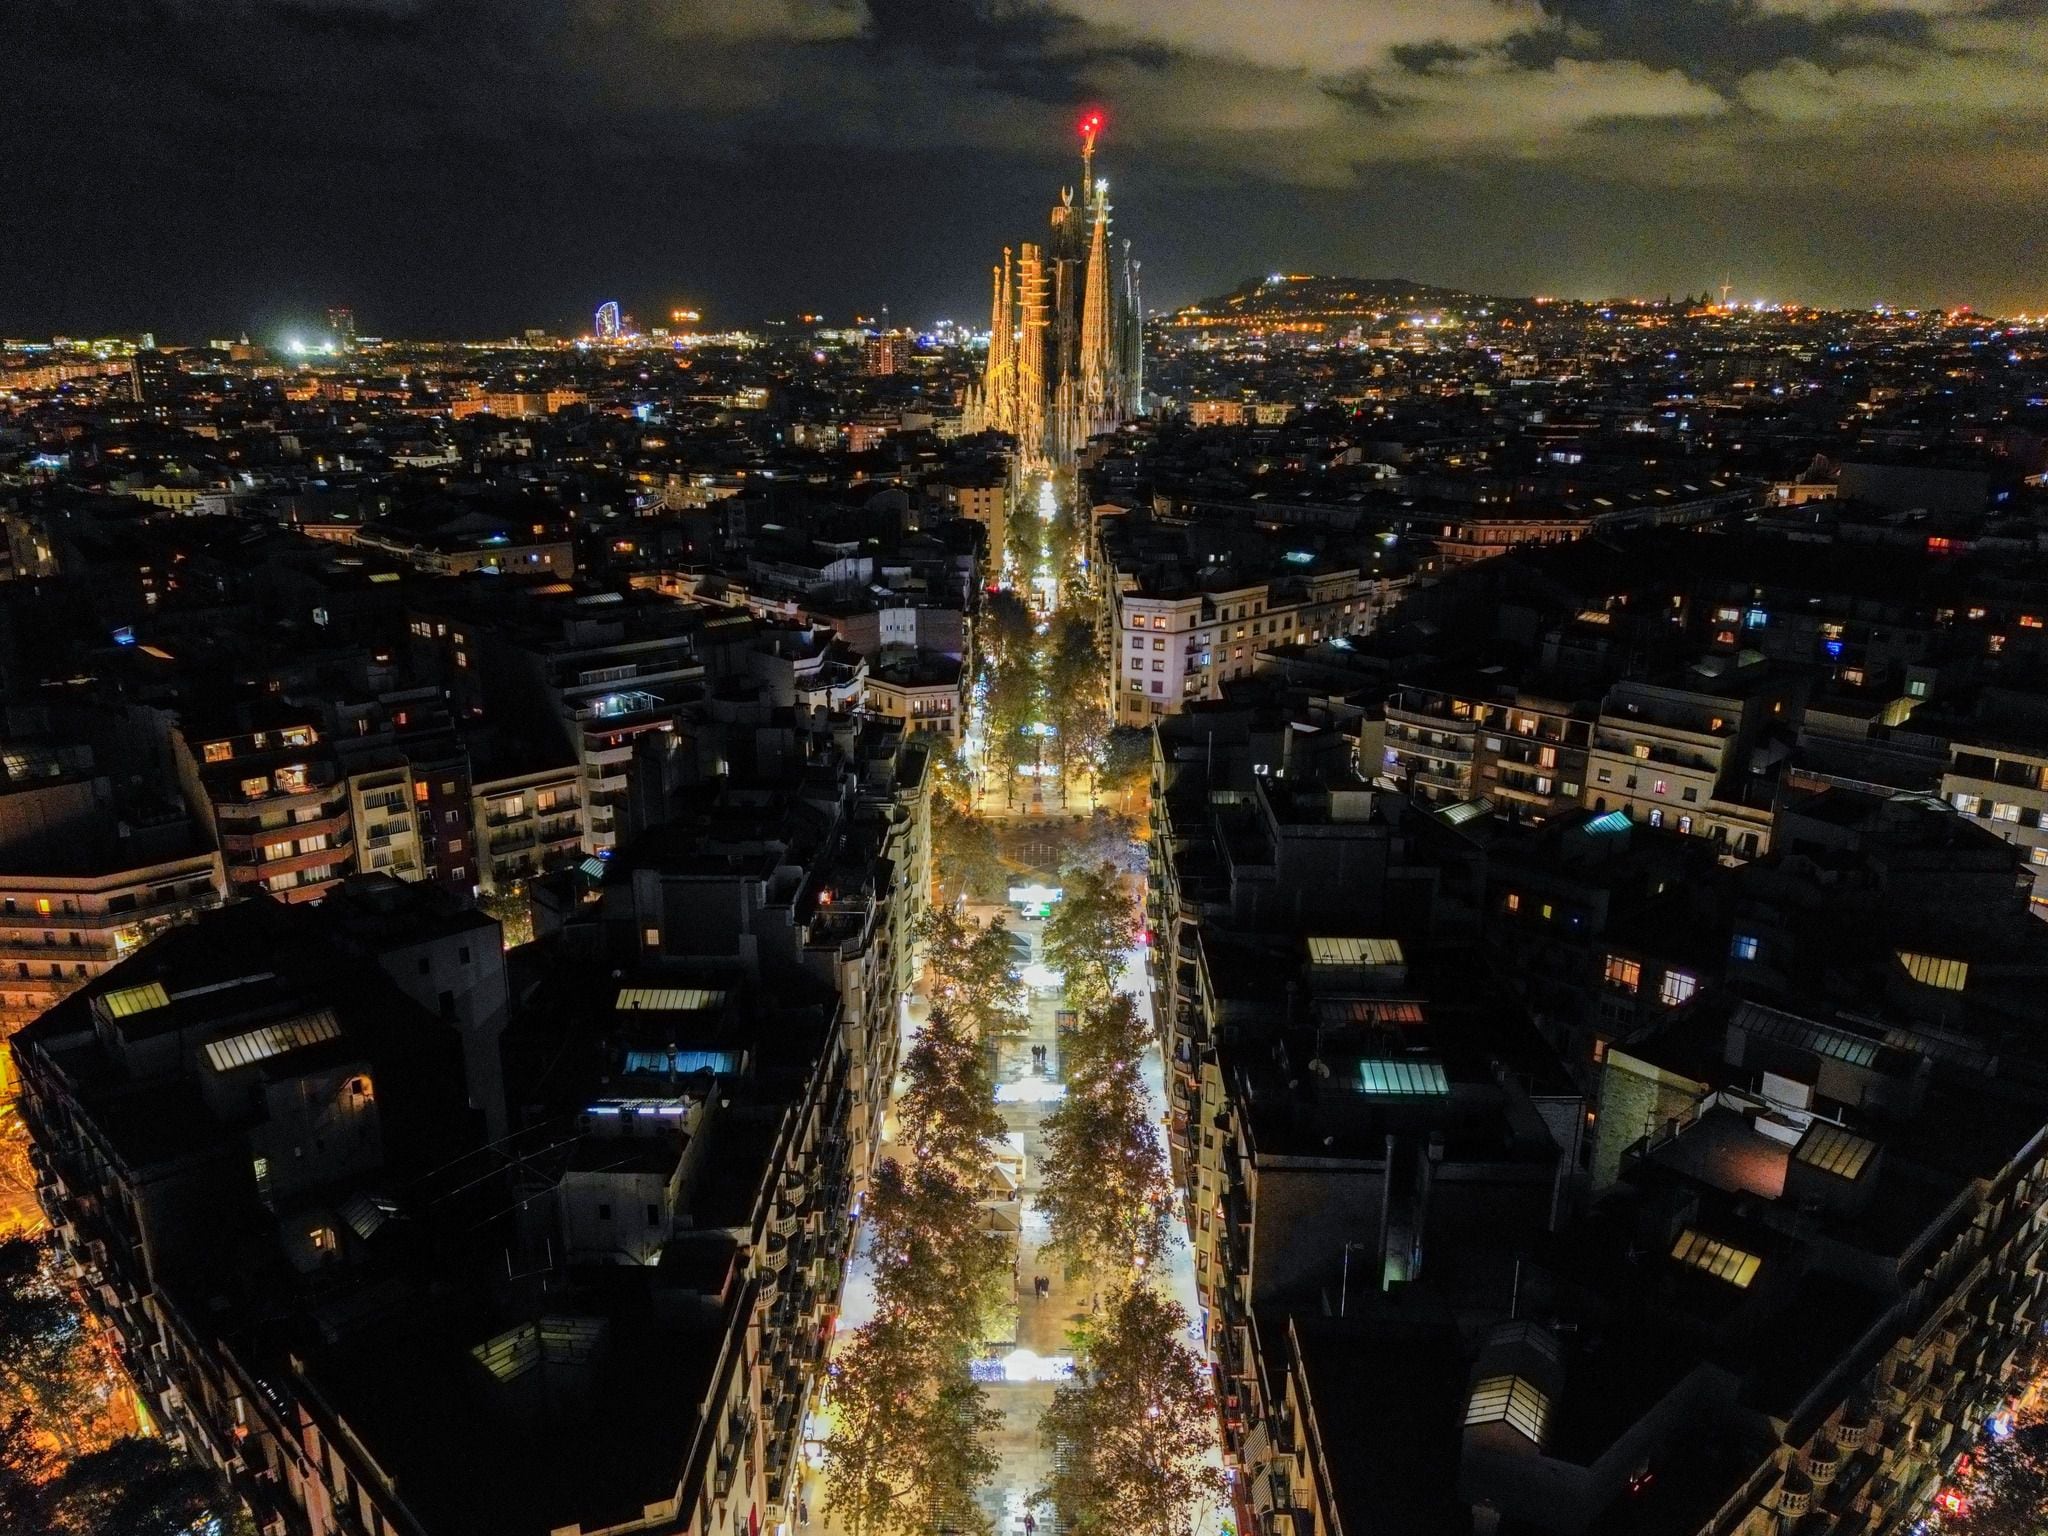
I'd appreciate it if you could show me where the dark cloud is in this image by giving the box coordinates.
[1503,0,1941,90]
[1387,40,1479,75]
[2,0,2044,339]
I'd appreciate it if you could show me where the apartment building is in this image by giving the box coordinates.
[863,653,964,743]
[470,755,583,895]
[1494,992,2048,1536]
[20,716,929,1536]
[408,587,712,858]
[1929,694,2048,918]
[1113,566,1399,725]
[1583,661,1801,859]
[1381,671,1596,821]
[174,708,355,902]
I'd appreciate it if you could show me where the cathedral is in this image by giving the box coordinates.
[962,111,1144,466]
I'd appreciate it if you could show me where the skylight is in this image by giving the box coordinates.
[1465,1374,1551,1445]
[1308,936,1404,967]
[1796,1123,1877,1182]
[1357,1058,1449,1097]
[1671,1228,1762,1288]
[102,981,170,1019]
[202,1010,341,1072]
[615,988,727,1013]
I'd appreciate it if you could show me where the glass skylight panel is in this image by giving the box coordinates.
[1308,937,1404,967]
[615,988,727,1013]
[1897,952,1968,992]
[1671,1228,1762,1288]
[202,1009,341,1072]
[102,981,170,1018]
[1465,1374,1551,1445]
[1796,1123,1877,1181]
[1357,1058,1449,1097]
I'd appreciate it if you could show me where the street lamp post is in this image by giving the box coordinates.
[1338,1240,1369,1317]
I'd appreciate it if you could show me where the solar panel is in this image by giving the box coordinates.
[1796,1123,1877,1181]
[1671,1228,1762,1288]
[202,1010,342,1072]
[1357,1058,1449,1097]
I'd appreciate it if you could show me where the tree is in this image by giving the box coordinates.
[932,795,1003,904]
[1042,862,1137,1013]
[825,998,1010,1536]
[1951,1418,2048,1534]
[1062,994,1152,1084]
[1044,614,1106,800]
[1036,1051,1170,1281]
[0,1406,57,1534]
[0,1238,120,1458]
[981,590,1033,671]
[916,907,1026,1045]
[45,1435,225,1536]
[896,1009,1007,1195]
[1036,1285,1221,1536]
[1097,727,1151,812]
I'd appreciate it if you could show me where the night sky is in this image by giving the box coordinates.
[9,0,2047,341]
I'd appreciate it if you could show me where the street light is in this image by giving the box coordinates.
[1338,1240,1370,1317]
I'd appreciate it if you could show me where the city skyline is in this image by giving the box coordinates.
[10,0,2048,339]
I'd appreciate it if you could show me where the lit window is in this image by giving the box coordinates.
[1659,971,1698,1007]
[414,781,430,803]
[644,927,660,947]
[34,898,51,916]
[1653,780,1668,797]
[202,741,232,764]
[1604,955,1641,993]
[1505,892,1521,913]
[1992,803,2021,823]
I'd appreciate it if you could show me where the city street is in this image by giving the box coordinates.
[807,468,1220,1536]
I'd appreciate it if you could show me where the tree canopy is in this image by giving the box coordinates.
[1037,1285,1220,1536]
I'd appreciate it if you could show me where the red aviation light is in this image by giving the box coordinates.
[1080,109,1104,136]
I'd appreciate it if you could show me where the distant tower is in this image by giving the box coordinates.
[1719,276,1734,310]
[1015,242,1049,466]
[967,106,1137,463]
[595,301,622,342]
[990,248,1017,434]
[1079,176,1115,433]
[325,306,356,352]
[1120,242,1143,417]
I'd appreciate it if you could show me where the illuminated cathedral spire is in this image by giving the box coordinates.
[1079,175,1114,431]
[968,106,1139,466]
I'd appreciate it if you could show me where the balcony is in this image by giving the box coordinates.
[1386,733,1474,764]
[1806,1441,1840,1486]
[1775,1468,1812,1518]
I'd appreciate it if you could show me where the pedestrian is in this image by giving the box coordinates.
[799,1499,809,1525]
[1024,1515,1036,1536]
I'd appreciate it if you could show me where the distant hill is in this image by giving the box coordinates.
[1165,274,1508,328]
